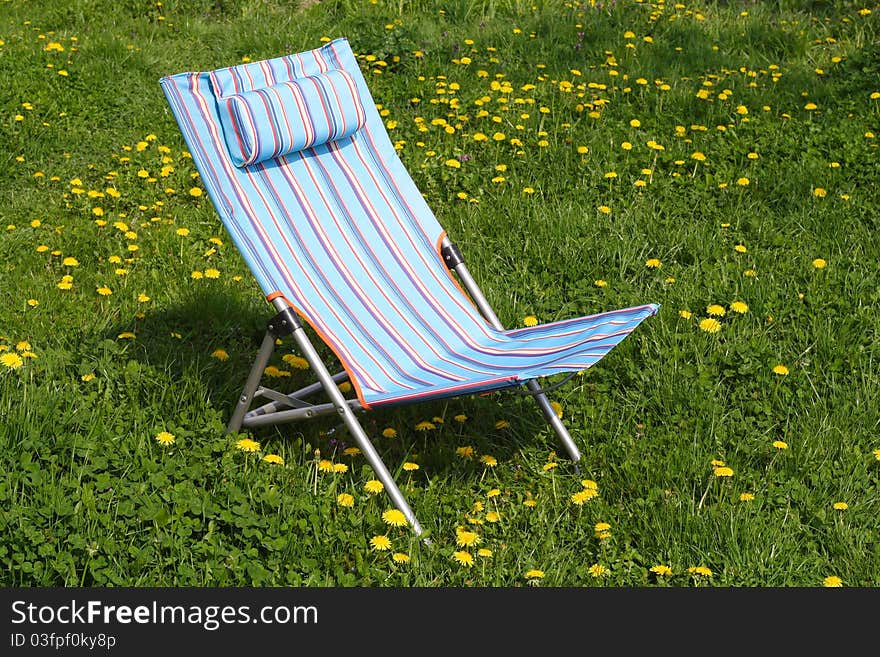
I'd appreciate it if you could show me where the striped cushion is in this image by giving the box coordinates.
[215,68,366,167]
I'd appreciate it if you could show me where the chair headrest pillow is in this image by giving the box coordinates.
[215,68,366,167]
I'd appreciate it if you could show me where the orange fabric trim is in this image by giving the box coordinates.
[435,231,478,312]
[265,292,372,410]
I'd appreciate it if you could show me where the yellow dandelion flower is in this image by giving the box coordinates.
[382,427,397,439]
[873,448,880,461]
[832,502,848,510]
[452,550,475,568]
[477,549,492,558]
[444,158,461,169]
[523,315,538,326]
[595,279,608,288]
[714,466,734,477]
[211,349,229,361]
[96,286,112,296]
[706,304,726,317]
[382,509,408,527]
[453,414,468,423]
[571,490,594,505]
[813,187,827,198]
[812,258,827,269]
[589,563,609,578]
[189,187,203,197]
[598,205,612,214]
[730,301,749,314]
[235,438,260,453]
[1,353,24,369]
[823,576,843,587]
[155,431,175,446]
[525,569,545,580]
[679,310,693,320]
[699,318,721,333]
[645,258,661,268]
[688,566,713,577]
[337,493,355,508]
[364,480,384,495]
[81,373,95,382]
[415,420,436,431]
[773,440,789,450]
[691,151,706,161]
[392,552,410,564]
[740,492,755,502]
[494,420,510,430]
[455,528,480,547]
[773,364,789,376]
[480,455,497,467]
[370,535,392,551]
[281,354,309,369]
[333,463,348,473]
[650,564,673,577]
[62,257,79,267]
[736,177,750,186]
[263,454,284,465]
[456,445,474,459]
[402,462,419,471]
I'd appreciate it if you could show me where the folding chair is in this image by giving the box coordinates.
[160,37,658,536]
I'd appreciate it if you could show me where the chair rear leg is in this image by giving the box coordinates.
[526,380,581,463]
[226,331,277,434]
[441,238,582,463]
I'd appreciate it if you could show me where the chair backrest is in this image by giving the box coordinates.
[161,38,514,407]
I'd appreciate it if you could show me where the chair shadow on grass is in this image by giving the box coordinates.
[108,286,558,478]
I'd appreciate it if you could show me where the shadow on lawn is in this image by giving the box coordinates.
[106,287,551,471]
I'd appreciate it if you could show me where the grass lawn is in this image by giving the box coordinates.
[1,0,879,587]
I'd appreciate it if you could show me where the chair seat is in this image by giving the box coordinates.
[358,302,659,406]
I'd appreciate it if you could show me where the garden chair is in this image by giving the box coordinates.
[160,37,658,535]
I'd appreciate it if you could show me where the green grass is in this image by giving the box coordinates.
[1,0,879,587]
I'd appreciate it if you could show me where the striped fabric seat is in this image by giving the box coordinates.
[160,37,659,409]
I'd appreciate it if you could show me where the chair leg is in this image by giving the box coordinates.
[279,307,427,537]
[441,238,582,463]
[226,331,277,434]
[526,380,581,463]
